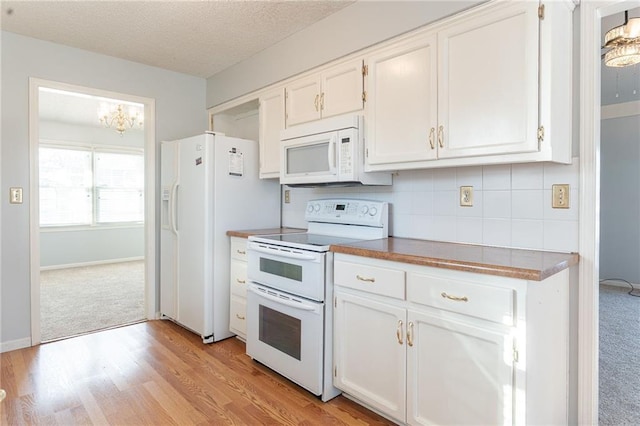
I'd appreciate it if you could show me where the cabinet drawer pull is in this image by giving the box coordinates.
[236,249,246,255]
[441,292,468,302]
[407,321,414,347]
[320,92,325,111]
[236,279,246,284]
[314,94,320,111]
[437,125,444,148]
[396,320,404,345]
[236,314,245,320]
[356,274,375,283]
[428,127,435,150]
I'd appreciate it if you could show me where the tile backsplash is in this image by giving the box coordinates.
[281,159,579,253]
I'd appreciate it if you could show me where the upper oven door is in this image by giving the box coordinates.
[247,241,326,301]
[281,131,339,185]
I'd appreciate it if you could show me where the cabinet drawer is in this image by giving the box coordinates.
[230,260,247,297]
[231,237,248,261]
[408,273,514,325]
[334,260,405,300]
[229,294,247,338]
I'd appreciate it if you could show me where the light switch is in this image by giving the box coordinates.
[10,187,23,204]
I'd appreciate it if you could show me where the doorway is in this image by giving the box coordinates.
[29,79,157,344]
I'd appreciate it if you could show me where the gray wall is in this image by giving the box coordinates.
[1,31,206,349]
[206,0,483,107]
[600,114,640,283]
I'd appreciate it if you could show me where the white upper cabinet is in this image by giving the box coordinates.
[286,59,364,127]
[365,33,438,166]
[437,1,539,159]
[259,87,285,178]
[365,0,574,171]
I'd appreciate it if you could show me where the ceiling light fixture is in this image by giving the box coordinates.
[603,10,640,67]
[98,104,143,136]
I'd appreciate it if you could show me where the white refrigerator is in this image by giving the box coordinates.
[160,132,280,343]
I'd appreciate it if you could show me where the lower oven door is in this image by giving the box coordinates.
[246,283,324,396]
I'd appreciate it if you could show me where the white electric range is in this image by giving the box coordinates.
[245,198,389,402]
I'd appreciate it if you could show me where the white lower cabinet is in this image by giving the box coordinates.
[333,253,572,425]
[229,237,248,339]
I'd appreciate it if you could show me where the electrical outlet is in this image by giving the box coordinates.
[460,186,473,207]
[284,189,290,204]
[552,184,570,209]
[9,187,23,204]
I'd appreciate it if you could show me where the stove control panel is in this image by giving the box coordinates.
[305,199,388,227]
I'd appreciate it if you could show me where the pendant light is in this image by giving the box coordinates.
[603,10,640,67]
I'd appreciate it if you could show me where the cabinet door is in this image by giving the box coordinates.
[365,33,438,167]
[321,59,364,119]
[259,88,285,178]
[286,75,322,127]
[407,309,514,426]
[437,1,539,159]
[334,291,406,423]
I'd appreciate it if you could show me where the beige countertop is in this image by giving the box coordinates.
[330,237,579,281]
[226,227,306,239]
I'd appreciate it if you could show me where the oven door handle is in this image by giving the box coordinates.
[249,287,317,311]
[250,246,317,261]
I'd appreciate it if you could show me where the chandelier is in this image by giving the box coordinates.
[603,10,640,67]
[98,103,144,135]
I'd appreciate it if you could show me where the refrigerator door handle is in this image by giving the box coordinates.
[170,182,179,234]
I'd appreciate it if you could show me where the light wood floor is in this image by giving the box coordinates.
[0,320,392,425]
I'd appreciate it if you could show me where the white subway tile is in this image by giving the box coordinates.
[543,158,579,189]
[411,169,434,192]
[543,220,579,252]
[542,188,579,221]
[456,166,483,190]
[431,216,456,241]
[392,170,415,192]
[433,168,457,191]
[456,190,483,218]
[433,190,457,216]
[393,190,413,213]
[456,217,483,244]
[483,218,512,247]
[412,191,434,215]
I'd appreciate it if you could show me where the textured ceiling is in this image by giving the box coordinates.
[1,0,354,79]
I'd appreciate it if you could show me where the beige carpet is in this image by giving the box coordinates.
[40,260,146,342]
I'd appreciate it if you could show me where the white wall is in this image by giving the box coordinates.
[600,112,640,282]
[206,0,483,107]
[283,159,580,253]
[1,31,207,350]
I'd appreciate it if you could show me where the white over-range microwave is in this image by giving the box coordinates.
[280,114,392,187]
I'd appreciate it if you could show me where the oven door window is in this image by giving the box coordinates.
[259,258,302,282]
[259,305,301,360]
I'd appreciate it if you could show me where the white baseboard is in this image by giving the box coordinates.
[1,337,31,353]
[40,256,144,271]
[599,279,638,290]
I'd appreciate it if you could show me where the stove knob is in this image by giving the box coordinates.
[369,206,378,216]
[307,204,314,213]
[360,205,369,215]
[314,203,321,212]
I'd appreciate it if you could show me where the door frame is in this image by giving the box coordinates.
[28,78,157,344]
[579,1,640,423]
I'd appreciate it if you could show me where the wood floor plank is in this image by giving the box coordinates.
[0,320,393,425]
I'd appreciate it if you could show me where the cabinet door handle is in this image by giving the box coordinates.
[236,314,245,320]
[314,94,320,111]
[428,127,435,150]
[320,92,325,111]
[396,320,404,345]
[441,292,468,302]
[438,125,444,148]
[236,279,246,284]
[236,249,246,255]
[356,274,375,283]
[407,321,414,347]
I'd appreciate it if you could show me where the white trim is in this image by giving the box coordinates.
[40,256,145,271]
[579,1,640,424]
[28,78,157,345]
[0,337,32,354]
[601,100,640,120]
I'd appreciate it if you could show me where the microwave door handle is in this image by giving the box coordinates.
[251,245,317,261]
[249,286,317,311]
[328,135,337,174]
